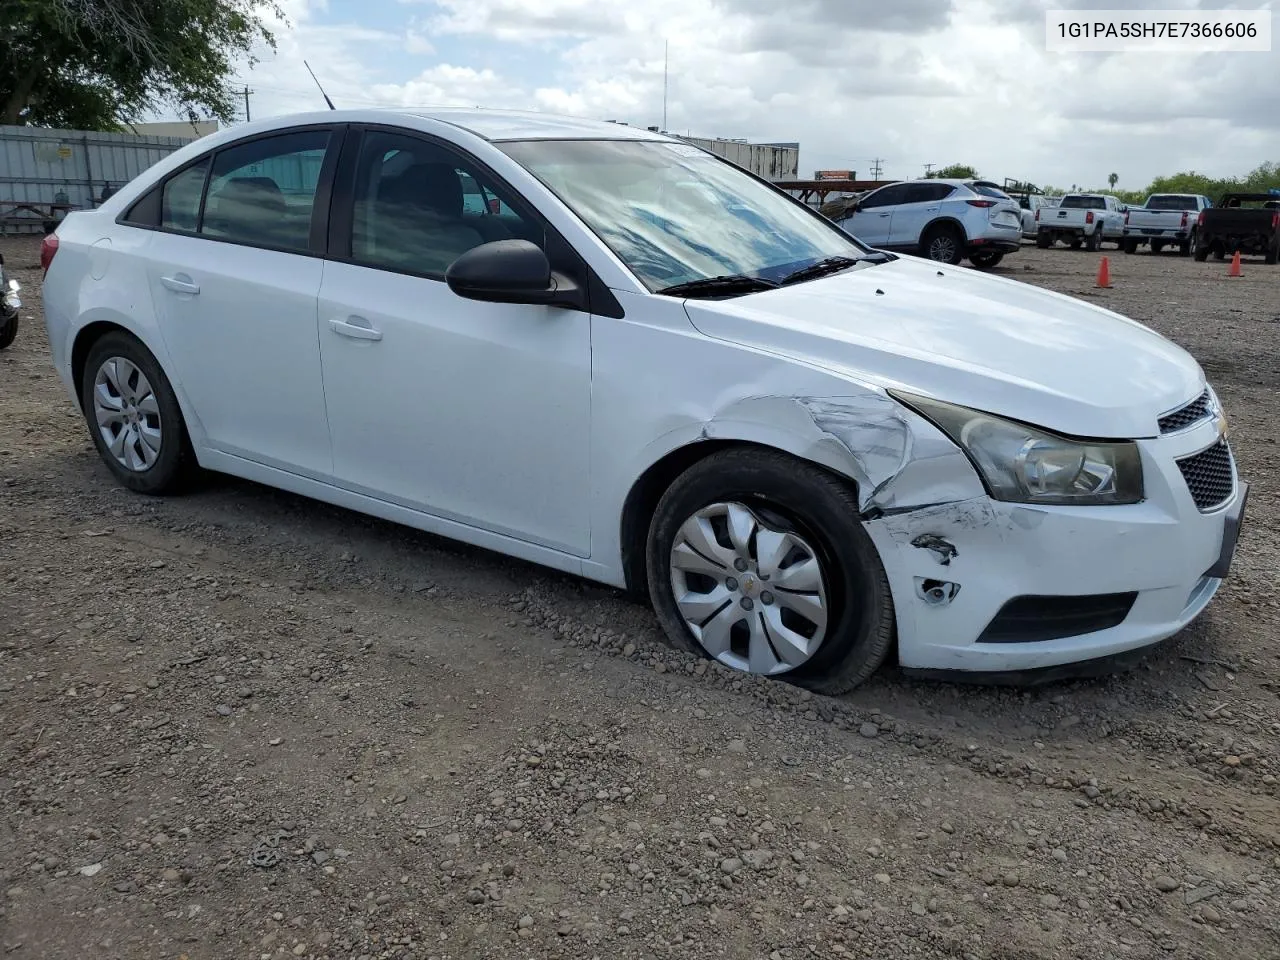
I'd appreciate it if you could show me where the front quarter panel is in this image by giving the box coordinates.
[584,289,983,587]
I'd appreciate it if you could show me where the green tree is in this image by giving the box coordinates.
[1108,172,1118,189]
[2,0,283,128]
[927,163,978,179]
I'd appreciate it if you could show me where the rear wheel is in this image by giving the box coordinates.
[80,331,197,495]
[1182,231,1197,257]
[1085,230,1101,252]
[0,314,17,350]
[1266,238,1279,265]
[920,223,965,264]
[1035,230,1052,249]
[968,251,1004,269]
[646,448,895,695]
[1194,240,1210,262]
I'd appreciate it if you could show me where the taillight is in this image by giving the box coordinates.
[1034,208,1040,221]
[1180,211,1188,227]
[1085,211,1094,224]
[1273,212,1280,230]
[40,232,59,276]
[1197,210,1208,227]
[966,199,997,208]
[1124,210,1130,224]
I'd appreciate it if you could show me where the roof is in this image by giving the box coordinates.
[397,108,672,142]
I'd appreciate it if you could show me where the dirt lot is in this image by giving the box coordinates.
[1,235,1278,960]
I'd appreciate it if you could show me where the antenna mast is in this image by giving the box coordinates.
[662,40,668,132]
[304,60,336,111]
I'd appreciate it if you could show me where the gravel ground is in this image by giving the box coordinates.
[1,235,1278,960]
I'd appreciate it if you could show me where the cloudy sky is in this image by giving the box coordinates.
[215,0,1278,190]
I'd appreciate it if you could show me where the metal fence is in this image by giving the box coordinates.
[1,125,195,233]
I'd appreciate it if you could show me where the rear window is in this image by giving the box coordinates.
[969,182,1012,200]
[1146,195,1199,211]
[1059,195,1105,209]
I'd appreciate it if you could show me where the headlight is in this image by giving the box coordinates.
[892,391,1144,505]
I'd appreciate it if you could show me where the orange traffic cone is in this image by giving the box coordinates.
[1096,256,1111,288]
[1228,251,1242,277]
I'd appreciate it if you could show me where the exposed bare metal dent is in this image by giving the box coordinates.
[698,393,982,514]
[910,534,958,565]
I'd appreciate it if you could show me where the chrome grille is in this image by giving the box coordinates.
[1159,390,1211,434]
[1176,439,1234,511]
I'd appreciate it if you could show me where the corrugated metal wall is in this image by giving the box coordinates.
[1,126,195,232]
[675,136,800,181]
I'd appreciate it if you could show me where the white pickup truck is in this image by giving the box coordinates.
[1035,194,1126,251]
[1120,193,1214,256]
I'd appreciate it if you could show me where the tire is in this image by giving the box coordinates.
[645,448,895,695]
[1069,237,1082,250]
[1085,230,1100,252]
[1194,241,1210,262]
[1266,239,1278,265]
[920,223,965,264]
[1213,246,1225,261]
[1151,241,1165,255]
[968,251,1004,269]
[0,313,17,351]
[1035,230,1052,249]
[1122,239,1138,254]
[80,331,197,495]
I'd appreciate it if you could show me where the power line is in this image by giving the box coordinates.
[870,157,884,179]
[923,163,935,177]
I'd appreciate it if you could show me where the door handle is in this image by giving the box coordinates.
[160,274,200,295]
[329,316,382,341]
[878,212,891,217]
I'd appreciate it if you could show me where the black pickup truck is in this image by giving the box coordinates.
[1193,191,1280,264]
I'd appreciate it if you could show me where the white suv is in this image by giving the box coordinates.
[832,179,1024,269]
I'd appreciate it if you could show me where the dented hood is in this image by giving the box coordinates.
[682,255,1204,439]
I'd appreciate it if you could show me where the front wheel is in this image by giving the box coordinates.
[81,331,198,495]
[1035,230,1052,249]
[968,251,1004,269]
[1151,241,1165,255]
[1121,239,1139,254]
[646,448,895,695]
[0,313,17,350]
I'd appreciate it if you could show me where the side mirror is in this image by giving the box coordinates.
[445,240,585,310]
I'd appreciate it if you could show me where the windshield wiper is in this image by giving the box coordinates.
[778,253,889,286]
[656,274,780,298]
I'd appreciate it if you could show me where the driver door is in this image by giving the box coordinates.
[839,184,907,246]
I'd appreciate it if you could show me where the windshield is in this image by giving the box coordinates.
[497,139,869,291]
[1146,195,1199,210]
[1059,195,1105,209]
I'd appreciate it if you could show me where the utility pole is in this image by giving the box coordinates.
[923,162,935,177]
[870,158,884,179]
[242,86,253,122]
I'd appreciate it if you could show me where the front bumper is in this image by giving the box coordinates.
[866,415,1244,675]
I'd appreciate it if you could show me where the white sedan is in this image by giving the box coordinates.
[40,108,1247,691]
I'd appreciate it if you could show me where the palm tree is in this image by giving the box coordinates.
[1108,172,1119,189]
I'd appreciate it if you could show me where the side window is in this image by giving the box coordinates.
[349,130,544,278]
[910,183,953,203]
[199,129,331,253]
[859,185,906,209]
[160,159,210,233]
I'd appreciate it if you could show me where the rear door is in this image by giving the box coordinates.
[839,183,907,246]
[888,182,953,246]
[144,126,342,475]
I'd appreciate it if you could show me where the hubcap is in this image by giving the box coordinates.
[93,357,162,472]
[668,501,829,676]
[928,235,956,262]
